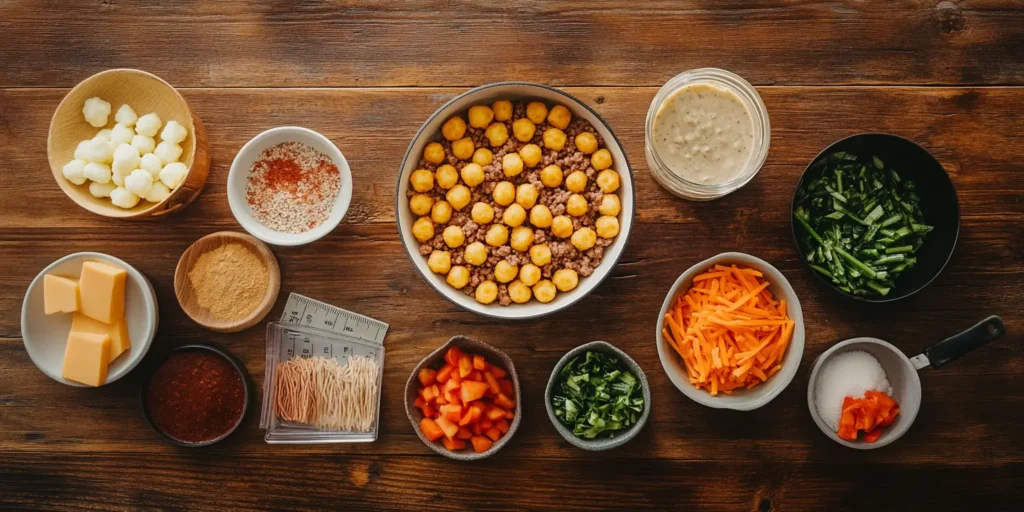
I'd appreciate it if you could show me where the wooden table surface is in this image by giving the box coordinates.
[2,2,1022,511]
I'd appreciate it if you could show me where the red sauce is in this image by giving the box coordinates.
[146,350,246,443]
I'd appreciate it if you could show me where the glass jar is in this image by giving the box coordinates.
[645,68,770,201]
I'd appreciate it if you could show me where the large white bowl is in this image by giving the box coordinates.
[396,83,636,320]
[21,252,159,387]
[228,126,353,246]
[655,252,805,410]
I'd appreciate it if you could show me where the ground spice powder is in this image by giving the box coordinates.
[245,141,341,233]
[146,350,246,443]
[188,243,269,321]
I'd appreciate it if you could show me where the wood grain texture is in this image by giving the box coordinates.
[2,1,1024,510]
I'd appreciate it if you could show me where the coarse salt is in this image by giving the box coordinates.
[813,350,892,431]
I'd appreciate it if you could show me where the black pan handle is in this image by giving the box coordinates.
[925,315,1005,369]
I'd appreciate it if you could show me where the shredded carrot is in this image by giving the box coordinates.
[662,264,794,396]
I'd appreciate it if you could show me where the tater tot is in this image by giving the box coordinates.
[512,118,536,142]
[471,202,495,224]
[410,194,434,216]
[410,169,434,192]
[494,260,518,283]
[461,163,485,187]
[492,181,515,206]
[565,171,587,193]
[502,203,526,227]
[443,225,465,248]
[533,280,557,303]
[442,116,467,141]
[485,224,509,247]
[412,217,434,242]
[574,132,598,154]
[451,137,475,160]
[508,280,532,303]
[551,215,574,238]
[547,105,571,130]
[510,226,534,252]
[446,184,471,210]
[543,128,567,151]
[597,169,620,193]
[502,152,524,177]
[436,164,459,189]
[492,100,513,122]
[519,144,542,167]
[519,264,542,286]
[526,102,548,124]
[571,227,597,251]
[540,165,563,188]
[591,148,613,170]
[516,183,539,209]
[529,244,552,266]
[566,194,589,217]
[552,268,579,292]
[431,200,453,223]
[529,205,553,228]
[468,105,494,128]
[473,147,493,166]
[424,142,446,164]
[464,242,488,266]
[598,193,621,216]
[428,250,452,274]
[485,122,509,147]
[595,215,620,238]
[475,281,499,305]
[447,266,470,289]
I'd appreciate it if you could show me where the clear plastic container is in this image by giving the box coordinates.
[645,68,770,201]
[259,321,385,443]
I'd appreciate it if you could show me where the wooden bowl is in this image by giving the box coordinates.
[47,68,210,219]
[174,231,281,333]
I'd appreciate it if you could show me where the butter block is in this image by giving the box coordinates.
[43,274,79,314]
[78,261,126,324]
[70,313,131,362]
[61,331,111,387]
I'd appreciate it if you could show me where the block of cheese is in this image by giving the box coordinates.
[43,274,80,314]
[70,313,131,362]
[78,261,126,324]
[61,331,111,387]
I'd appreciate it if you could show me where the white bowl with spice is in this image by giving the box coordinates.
[228,126,352,246]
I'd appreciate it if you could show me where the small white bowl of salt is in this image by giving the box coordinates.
[807,316,1005,449]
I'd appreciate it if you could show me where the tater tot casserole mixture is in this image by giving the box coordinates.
[406,100,624,306]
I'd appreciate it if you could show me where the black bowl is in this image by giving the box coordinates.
[140,344,252,447]
[790,133,960,303]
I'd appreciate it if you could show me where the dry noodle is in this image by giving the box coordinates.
[273,355,379,432]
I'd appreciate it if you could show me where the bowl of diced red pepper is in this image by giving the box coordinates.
[406,335,522,460]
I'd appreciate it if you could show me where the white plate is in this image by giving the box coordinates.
[21,252,159,387]
[395,83,636,320]
[227,126,353,246]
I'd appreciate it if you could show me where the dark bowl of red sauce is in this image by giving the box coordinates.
[141,344,251,447]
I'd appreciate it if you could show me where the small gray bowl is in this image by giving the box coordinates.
[545,341,651,451]
[405,336,522,460]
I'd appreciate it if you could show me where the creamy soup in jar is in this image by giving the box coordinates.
[651,83,754,185]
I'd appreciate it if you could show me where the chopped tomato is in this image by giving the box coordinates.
[487,365,507,379]
[434,416,459,439]
[456,426,473,440]
[460,381,489,403]
[471,436,493,453]
[458,355,473,378]
[436,364,455,384]
[486,406,506,421]
[420,417,444,442]
[495,419,510,434]
[485,427,502,442]
[445,347,464,367]
[444,404,463,423]
[473,355,487,371]
[493,392,515,410]
[499,379,514,396]
[442,436,467,451]
[418,368,437,387]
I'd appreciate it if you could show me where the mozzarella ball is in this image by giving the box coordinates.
[160,120,188,144]
[502,203,526,227]
[113,143,141,167]
[519,143,542,167]
[423,142,446,164]
[471,202,495,224]
[125,169,154,196]
[492,100,513,121]
[510,226,534,252]
[74,140,91,161]
[508,280,532,303]
[109,186,140,209]
[575,132,598,154]
[468,105,494,128]
[85,138,115,164]
[551,215,574,238]
[494,260,519,284]
[410,169,434,192]
[62,159,88,185]
[436,164,459,189]
[591,148,613,170]
[566,194,589,216]
[533,280,557,303]
[111,168,126,186]
[492,181,515,206]
[472,148,493,166]
[154,141,183,164]
[110,123,135,146]
[529,204,553,228]
[135,113,162,137]
[89,181,117,198]
[526,102,548,124]
[502,152,523,177]
[441,116,467,141]
[485,224,509,247]
[460,163,484,187]
[543,128,567,151]
[599,193,621,216]
[516,183,539,209]
[409,193,434,216]
[95,129,112,141]
[597,169,621,193]
[596,215,620,238]
[443,225,465,248]
[464,242,487,266]
[565,171,588,193]
[451,137,475,160]
[540,165,563,188]
[144,181,171,203]
[83,162,112,184]
[114,104,138,127]
[519,264,541,286]
[159,162,188,189]
[447,266,470,289]
[512,118,536,142]
[553,269,579,292]
[475,281,498,305]
[131,134,156,155]
[412,217,435,242]
[571,227,597,251]
[547,105,572,130]
[485,122,509,147]
[529,243,552,266]
[82,97,111,128]
[446,185,471,210]
[431,200,453,224]
[428,250,452,274]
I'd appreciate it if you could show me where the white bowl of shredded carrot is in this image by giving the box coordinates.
[656,252,805,410]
